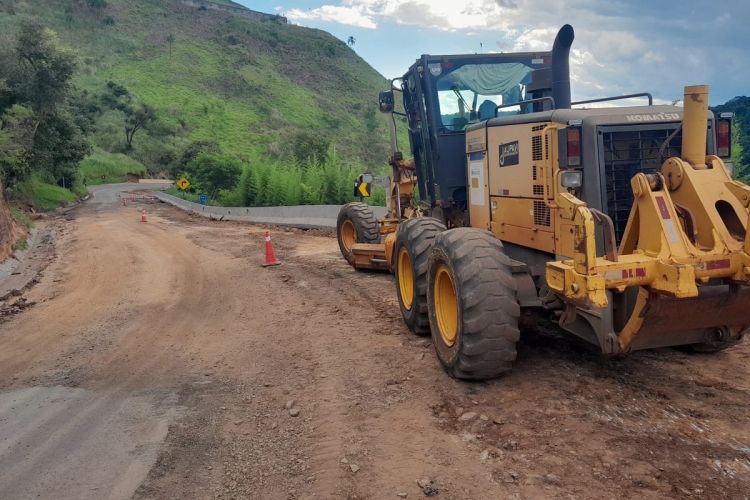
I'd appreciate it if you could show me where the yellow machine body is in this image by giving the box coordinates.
[464,85,749,352]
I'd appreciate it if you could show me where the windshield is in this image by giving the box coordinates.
[436,62,534,131]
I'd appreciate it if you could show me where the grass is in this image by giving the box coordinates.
[13,178,78,211]
[79,149,146,185]
[1,0,398,206]
[10,207,33,229]
[12,237,28,252]
[164,186,203,203]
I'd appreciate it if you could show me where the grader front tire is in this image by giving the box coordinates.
[427,228,520,380]
[336,202,380,264]
[394,218,447,336]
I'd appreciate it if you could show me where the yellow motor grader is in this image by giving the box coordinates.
[336,25,746,379]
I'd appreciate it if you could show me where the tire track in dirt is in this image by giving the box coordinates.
[2,196,748,499]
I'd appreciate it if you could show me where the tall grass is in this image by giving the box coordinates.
[12,177,78,210]
[229,149,361,207]
[167,148,388,208]
[79,149,147,185]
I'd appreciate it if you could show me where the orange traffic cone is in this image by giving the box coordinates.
[141,209,148,223]
[262,230,281,267]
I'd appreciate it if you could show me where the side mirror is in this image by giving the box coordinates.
[379,90,394,113]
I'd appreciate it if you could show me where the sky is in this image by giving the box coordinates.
[234,0,749,104]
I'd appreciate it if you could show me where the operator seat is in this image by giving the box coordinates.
[478,100,497,120]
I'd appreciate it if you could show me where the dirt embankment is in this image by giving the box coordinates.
[0,187,25,262]
[0,193,748,500]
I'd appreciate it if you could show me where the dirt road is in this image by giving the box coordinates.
[0,187,748,499]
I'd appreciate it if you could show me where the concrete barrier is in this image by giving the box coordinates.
[139,179,173,185]
[154,192,388,229]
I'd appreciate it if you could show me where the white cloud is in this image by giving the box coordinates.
[286,5,377,29]
[281,0,749,102]
[285,0,519,32]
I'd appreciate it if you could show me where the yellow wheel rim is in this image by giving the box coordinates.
[341,219,357,252]
[398,247,414,310]
[434,264,458,347]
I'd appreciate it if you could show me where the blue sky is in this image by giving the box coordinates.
[235,0,748,104]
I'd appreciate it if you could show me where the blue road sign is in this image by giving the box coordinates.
[199,194,208,205]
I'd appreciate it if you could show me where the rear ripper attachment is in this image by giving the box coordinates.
[547,85,750,354]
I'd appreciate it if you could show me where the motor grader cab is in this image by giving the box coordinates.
[337,25,745,380]
[336,36,558,269]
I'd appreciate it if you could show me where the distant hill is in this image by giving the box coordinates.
[712,97,750,181]
[0,0,391,170]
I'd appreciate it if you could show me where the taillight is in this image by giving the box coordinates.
[716,113,732,158]
[567,127,581,166]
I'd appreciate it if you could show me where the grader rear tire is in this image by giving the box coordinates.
[394,218,446,336]
[336,202,380,264]
[427,228,520,380]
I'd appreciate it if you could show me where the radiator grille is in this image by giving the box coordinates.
[602,127,682,242]
[532,165,537,180]
[532,135,543,161]
[532,124,546,132]
[534,200,551,226]
[533,184,545,196]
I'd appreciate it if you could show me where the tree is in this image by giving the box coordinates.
[291,131,330,165]
[239,165,258,206]
[100,81,157,151]
[186,153,242,194]
[124,103,155,151]
[347,36,355,47]
[175,140,220,174]
[15,22,77,118]
[0,23,89,187]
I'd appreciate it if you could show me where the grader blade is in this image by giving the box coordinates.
[616,284,750,351]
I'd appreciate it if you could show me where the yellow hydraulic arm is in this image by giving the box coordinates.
[546,85,750,348]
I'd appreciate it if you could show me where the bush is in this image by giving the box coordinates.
[186,152,242,195]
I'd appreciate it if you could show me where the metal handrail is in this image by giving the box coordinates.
[494,97,556,117]
[572,93,653,107]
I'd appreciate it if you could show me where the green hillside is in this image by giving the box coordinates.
[0,0,393,207]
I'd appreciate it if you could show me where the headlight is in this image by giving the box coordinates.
[561,170,582,188]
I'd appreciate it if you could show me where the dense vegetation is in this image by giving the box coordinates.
[0,0,394,209]
[0,0,747,214]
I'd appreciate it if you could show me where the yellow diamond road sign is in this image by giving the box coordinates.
[177,177,191,190]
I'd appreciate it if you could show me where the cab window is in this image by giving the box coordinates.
[435,62,534,131]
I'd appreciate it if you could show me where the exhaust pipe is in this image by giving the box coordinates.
[682,85,709,166]
[551,24,575,109]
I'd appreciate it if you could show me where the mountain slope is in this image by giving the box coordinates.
[0,0,391,169]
